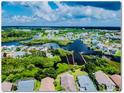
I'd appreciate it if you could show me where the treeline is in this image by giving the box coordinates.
[2,30,36,42]
[2,48,72,83]
[83,55,121,75]
[21,39,73,46]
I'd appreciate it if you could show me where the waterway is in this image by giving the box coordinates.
[2,39,120,63]
[2,39,32,46]
[63,39,96,64]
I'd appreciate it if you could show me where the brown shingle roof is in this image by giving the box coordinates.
[2,82,13,92]
[110,74,121,89]
[39,77,55,92]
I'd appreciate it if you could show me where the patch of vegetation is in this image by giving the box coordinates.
[21,39,73,46]
[34,80,41,91]
[54,74,65,91]
[2,48,72,83]
[83,55,120,75]
[2,30,35,42]
[114,50,121,57]
[70,68,87,80]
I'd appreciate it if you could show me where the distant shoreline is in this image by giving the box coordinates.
[2,26,121,30]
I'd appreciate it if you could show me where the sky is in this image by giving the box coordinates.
[2,1,121,27]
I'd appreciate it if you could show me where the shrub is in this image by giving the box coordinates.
[56,63,69,74]
[43,67,57,78]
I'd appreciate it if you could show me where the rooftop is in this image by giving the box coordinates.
[39,77,55,92]
[77,75,97,92]
[17,79,35,92]
[95,71,116,91]
[110,74,121,89]
[2,82,13,92]
[60,73,77,91]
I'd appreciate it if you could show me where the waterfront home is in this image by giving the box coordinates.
[80,33,88,37]
[2,45,16,52]
[91,39,98,44]
[103,46,109,53]
[33,34,41,39]
[77,75,97,91]
[2,52,14,57]
[47,33,53,39]
[110,74,121,90]
[105,33,111,38]
[46,52,53,58]
[40,47,48,52]
[20,29,31,32]
[17,79,35,92]
[97,42,103,49]
[45,30,52,33]
[20,46,29,51]
[59,37,65,40]
[42,43,60,50]
[39,77,55,92]
[45,30,59,34]
[27,46,38,51]
[2,82,13,92]
[95,71,116,91]
[109,49,116,55]
[60,73,77,91]
[12,51,26,58]
[52,30,59,34]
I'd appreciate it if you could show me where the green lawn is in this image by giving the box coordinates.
[69,68,88,80]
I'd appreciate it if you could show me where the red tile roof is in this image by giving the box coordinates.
[110,74,121,89]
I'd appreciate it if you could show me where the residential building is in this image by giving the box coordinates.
[95,71,116,91]
[110,74,121,90]
[17,79,35,92]
[60,73,77,91]
[12,51,26,58]
[39,77,55,91]
[77,75,97,91]
[2,82,13,92]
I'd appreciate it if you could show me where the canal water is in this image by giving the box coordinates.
[2,41,22,46]
[63,39,121,63]
[2,38,32,46]
[2,39,120,63]
[63,39,95,64]
[63,39,94,53]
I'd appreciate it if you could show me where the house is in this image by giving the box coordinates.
[12,51,26,58]
[2,52,11,57]
[97,42,103,49]
[17,79,35,92]
[33,34,41,39]
[2,82,13,92]
[60,73,77,91]
[91,39,98,44]
[21,29,31,32]
[46,53,53,58]
[41,43,60,50]
[39,77,55,92]
[110,74,121,90]
[95,71,116,91]
[77,75,97,91]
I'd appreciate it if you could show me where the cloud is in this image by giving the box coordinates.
[25,1,120,22]
[55,2,120,20]
[2,1,121,26]
[10,15,37,23]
